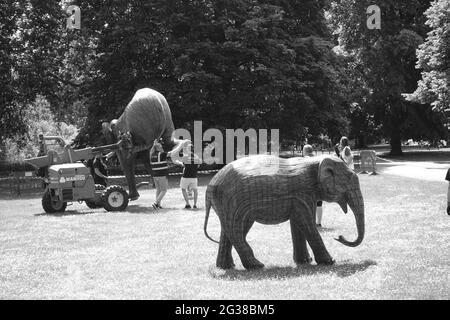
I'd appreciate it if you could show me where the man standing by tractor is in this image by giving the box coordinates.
[87,153,109,187]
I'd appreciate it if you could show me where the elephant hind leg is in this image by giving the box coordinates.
[230,219,264,270]
[290,219,312,265]
[216,230,235,269]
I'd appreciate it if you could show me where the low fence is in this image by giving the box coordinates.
[0,168,221,196]
[0,150,380,196]
[0,172,44,196]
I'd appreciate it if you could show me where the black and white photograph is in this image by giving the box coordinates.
[0,0,449,306]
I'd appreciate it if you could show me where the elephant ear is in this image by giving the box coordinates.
[318,157,347,199]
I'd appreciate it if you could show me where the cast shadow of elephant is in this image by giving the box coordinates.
[209,259,377,281]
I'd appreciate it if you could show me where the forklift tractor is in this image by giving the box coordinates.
[26,135,131,214]
[42,163,129,213]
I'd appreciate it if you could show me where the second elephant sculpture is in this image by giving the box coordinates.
[204,155,365,270]
[104,88,188,200]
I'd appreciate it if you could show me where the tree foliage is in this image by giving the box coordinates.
[404,0,450,113]
[3,95,78,161]
[1,0,446,157]
[76,0,349,144]
[1,0,89,151]
[0,0,26,139]
[329,0,442,154]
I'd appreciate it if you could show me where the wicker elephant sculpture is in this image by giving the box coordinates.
[105,88,188,201]
[204,155,365,270]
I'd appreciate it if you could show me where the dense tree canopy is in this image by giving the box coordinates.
[77,0,349,145]
[0,0,448,160]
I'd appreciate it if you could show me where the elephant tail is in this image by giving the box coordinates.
[204,190,219,244]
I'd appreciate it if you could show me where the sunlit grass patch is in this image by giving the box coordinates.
[0,173,449,299]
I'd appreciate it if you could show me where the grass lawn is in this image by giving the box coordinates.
[0,173,449,299]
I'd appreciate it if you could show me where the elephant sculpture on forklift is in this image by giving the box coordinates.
[204,155,365,270]
[104,88,189,201]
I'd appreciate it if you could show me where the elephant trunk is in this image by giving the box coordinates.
[335,187,365,247]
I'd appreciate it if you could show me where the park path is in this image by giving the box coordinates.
[376,160,450,182]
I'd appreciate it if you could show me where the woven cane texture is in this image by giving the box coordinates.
[112,88,181,199]
[116,88,174,146]
[205,154,365,269]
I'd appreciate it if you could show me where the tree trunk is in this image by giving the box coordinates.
[357,134,366,149]
[390,128,403,156]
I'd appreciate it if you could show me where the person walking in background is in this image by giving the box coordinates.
[173,149,201,209]
[337,136,354,170]
[303,144,324,227]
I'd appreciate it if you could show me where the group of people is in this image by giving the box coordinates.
[86,138,200,210]
[149,139,200,210]
[88,136,355,215]
[302,136,354,227]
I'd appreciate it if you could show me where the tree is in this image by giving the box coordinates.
[1,1,93,145]
[16,0,95,125]
[1,0,96,159]
[330,0,434,154]
[404,0,450,113]
[3,95,79,162]
[0,0,26,140]
[80,0,350,145]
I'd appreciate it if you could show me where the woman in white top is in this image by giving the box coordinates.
[338,136,354,170]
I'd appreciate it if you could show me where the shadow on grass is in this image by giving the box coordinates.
[127,204,158,214]
[126,204,187,214]
[0,191,44,201]
[210,259,377,281]
[34,210,95,217]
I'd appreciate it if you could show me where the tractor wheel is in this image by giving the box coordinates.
[102,185,129,212]
[42,190,67,213]
[85,184,106,209]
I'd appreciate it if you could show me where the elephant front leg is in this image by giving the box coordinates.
[305,228,335,265]
[216,230,235,269]
[118,151,140,201]
[290,219,312,264]
[292,200,334,265]
[128,155,139,201]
